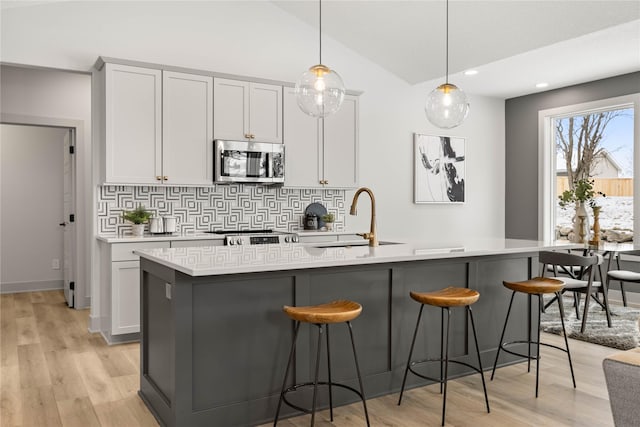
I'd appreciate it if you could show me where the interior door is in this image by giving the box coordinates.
[62,129,76,307]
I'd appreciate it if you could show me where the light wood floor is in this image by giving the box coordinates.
[1,290,617,426]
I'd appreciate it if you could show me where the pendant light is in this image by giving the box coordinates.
[425,0,469,129]
[295,0,345,118]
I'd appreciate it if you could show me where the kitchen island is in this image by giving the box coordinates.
[135,238,574,427]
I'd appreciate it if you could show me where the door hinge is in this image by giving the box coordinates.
[69,281,75,290]
[69,214,75,223]
[69,146,75,154]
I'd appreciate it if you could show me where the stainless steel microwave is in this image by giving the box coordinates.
[213,140,285,184]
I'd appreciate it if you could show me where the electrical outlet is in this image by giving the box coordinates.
[165,283,172,300]
[52,259,60,270]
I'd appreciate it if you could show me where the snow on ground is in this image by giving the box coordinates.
[557,197,634,231]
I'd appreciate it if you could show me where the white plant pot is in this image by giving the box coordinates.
[131,223,145,237]
[325,222,334,231]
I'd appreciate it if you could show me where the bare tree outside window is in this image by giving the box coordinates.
[555,107,634,243]
[556,111,622,188]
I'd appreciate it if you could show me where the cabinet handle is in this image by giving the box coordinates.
[156,176,163,181]
[163,176,168,181]
[250,134,256,139]
[244,133,251,139]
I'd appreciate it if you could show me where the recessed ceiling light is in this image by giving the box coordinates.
[536,82,549,88]
[464,69,478,76]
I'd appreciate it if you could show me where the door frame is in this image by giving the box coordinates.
[1,113,86,308]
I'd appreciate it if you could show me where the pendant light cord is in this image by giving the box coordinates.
[445,0,449,84]
[319,0,322,65]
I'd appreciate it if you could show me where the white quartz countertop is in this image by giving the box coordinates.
[134,238,578,277]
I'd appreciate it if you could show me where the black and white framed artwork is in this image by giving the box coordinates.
[414,133,465,204]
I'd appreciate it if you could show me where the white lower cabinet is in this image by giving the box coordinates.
[111,260,141,335]
[101,238,224,343]
[100,240,170,343]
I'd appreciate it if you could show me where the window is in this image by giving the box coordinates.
[538,94,640,243]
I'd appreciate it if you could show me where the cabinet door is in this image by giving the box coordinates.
[283,88,322,188]
[105,64,162,184]
[163,71,213,185]
[249,83,283,143]
[111,260,141,335]
[323,95,359,188]
[213,78,249,141]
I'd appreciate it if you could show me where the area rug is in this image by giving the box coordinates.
[540,296,640,350]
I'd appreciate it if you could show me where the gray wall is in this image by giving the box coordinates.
[1,65,92,307]
[505,72,640,239]
[1,125,66,290]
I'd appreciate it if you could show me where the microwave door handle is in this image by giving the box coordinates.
[266,152,273,178]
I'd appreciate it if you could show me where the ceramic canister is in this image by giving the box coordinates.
[163,216,177,233]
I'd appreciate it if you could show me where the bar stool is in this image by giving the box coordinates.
[490,250,584,397]
[273,300,370,426]
[398,287,490,426]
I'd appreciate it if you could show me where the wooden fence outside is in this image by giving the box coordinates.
[556,177,633,197]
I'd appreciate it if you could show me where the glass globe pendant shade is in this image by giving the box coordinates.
[425,83,470,129]
[295,64,346,118]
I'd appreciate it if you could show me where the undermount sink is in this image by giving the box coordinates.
[312,241,402,249]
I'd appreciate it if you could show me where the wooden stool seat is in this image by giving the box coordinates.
[502,277,564,295]
[283,300,362,324]
[410,287,479,307]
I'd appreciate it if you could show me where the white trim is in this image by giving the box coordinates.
[537,93,640,241]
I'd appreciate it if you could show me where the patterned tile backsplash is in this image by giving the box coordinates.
[97,185,346,235]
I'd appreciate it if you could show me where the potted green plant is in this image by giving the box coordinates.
[321,213,335,231]
[558,178,605,243]
[122,205,153,237]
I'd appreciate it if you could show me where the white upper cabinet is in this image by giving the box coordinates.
[249,83,283,143]
[163,71,213,186]
[101,63,213,185]
[283,87,322,188]
[323,95,359,188]
[284,91,359,189]
[213,78,282,143]
[104,63,162,184]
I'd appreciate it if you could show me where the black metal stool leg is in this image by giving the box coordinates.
[347,321,370,426]
[398,304,424,405]
[527,294,532,373]
[557,292,576,388]
[468,306,490,414]
[326,324,333,422]
[274,322,301,426]
[535,295,542,398]
[441,307,451,426]
[491,291,516,380]
[440,307,445,394]
[310,324,323,426]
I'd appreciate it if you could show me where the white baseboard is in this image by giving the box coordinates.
[0,280,63,294]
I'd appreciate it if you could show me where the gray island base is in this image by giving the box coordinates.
[136,239,574,426]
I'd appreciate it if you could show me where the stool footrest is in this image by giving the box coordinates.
[281,381,365,415]
[409,358,484,382]
[500,340,569,361]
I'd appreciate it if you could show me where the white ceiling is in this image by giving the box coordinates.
[273,0,640,98]
[2,1,639,98]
